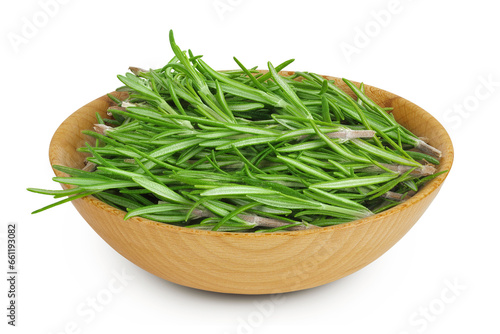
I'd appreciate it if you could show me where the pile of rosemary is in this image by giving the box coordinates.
[29,30,444,232]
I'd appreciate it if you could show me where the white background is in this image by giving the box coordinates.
[2,0,499,333]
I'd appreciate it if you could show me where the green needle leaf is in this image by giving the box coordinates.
[310,173,398,189]
[201,186,278,197]
[132,177,191,205]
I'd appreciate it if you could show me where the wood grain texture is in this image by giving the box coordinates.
[49,74,453,294]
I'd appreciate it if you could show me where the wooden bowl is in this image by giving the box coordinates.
[49,74,453,294]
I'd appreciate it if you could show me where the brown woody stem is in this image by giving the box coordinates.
[189,209,315,231]
[129,67,147,75]
[382,190,416,201]
[326,129,376,140]
[299,129,375,141]
[363,163,436,176]
[93,124,113,136]
[82,162,97,172]
[416,139,442,158]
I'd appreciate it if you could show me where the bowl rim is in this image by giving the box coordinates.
[50,74,454,238]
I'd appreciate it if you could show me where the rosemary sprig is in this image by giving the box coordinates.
[28,30,444,232]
